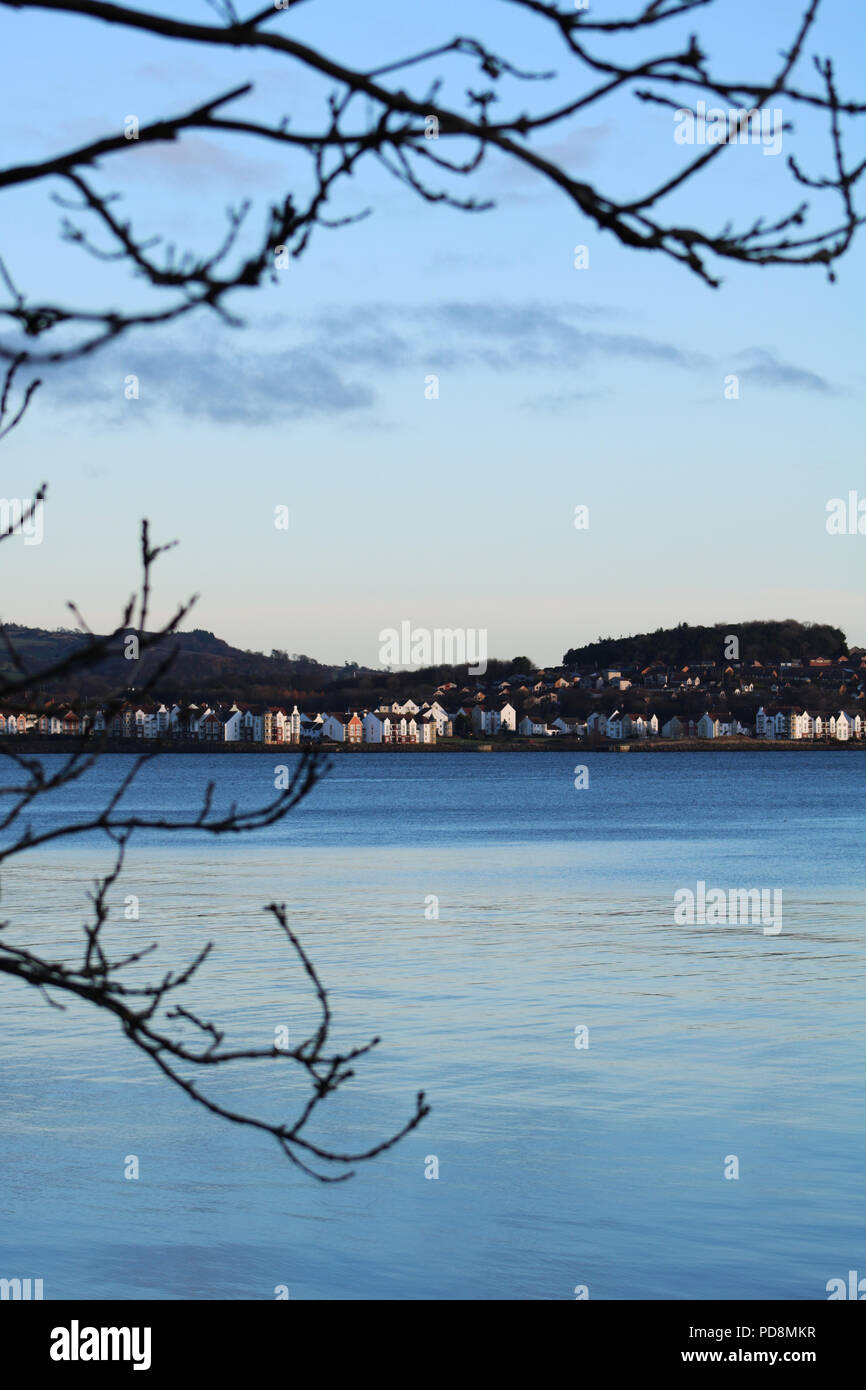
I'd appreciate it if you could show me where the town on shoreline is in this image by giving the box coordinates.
[2,653,864,747]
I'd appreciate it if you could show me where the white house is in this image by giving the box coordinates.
[198,709,223,740]
[699,711,740,738]
[627,713,659,739]
[423,701,454,737]
[518,713,548,736]
[499,702,517,732]
[417,712,437,744]
[223,709,243,742]
[471,705,501,735]
[605,710,626,740]
[661,715,688,739]
[789,709,814,739]
[834,710,861,741]
[384,714,418,744]
[171,703,202,738]
[755,706,774,738]
[320,713,347,742]
[755,707,790,739]
[238,707,264,741]
[264,707,289,743]
[363,711,386,744]
[287,706,303,743]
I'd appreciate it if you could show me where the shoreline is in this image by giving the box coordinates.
[1,736,864,754]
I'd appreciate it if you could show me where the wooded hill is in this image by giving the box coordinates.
[0,617,854,709]
[0,625,358,704]
[563,621,848,670]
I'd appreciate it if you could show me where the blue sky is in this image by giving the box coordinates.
[1,0,864,667]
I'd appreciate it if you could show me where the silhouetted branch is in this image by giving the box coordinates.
[0,352,41,440]
[0,0,862,364]
[0,517,428,1176]
[0,877,429,1179]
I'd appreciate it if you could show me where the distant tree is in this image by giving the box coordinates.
[564,620,848,670]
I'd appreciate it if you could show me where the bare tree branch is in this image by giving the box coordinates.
[0,0,861,364]
[0,521,429,1177]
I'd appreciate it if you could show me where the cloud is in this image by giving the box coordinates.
[35,299,692,426]
[522,388,607,411]
[39,339,374,425]
[122,135,284,190]
[28,306,834,430]
[308,301,709,373]
[438,301,707,368]
[497,124,614,187]
[735,347,838,394]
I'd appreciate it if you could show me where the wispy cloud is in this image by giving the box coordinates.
[122,135,284,190]
[497,123,614,187]
[522,387,607,411]
[29,307,835,428]
[40,339,373,425]
[736,347,838,394]
[312,301,709,372]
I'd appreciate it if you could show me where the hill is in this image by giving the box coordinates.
[0,625,358,703]
[562,620,847,670]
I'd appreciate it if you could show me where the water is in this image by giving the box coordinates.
[0,751,863,1299]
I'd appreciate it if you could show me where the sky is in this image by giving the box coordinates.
[1,0,864,669]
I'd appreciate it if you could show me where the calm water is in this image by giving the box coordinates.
[0,751,863,1300]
